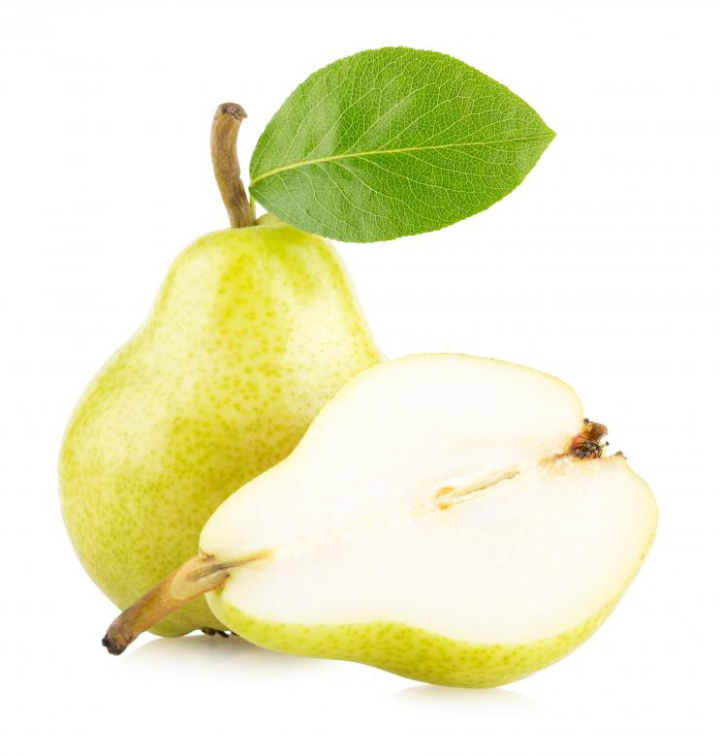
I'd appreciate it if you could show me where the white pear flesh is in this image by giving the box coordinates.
[201,355,658,687]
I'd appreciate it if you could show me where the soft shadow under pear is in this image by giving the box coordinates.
[124,632,317,676]
[392,683,541,713]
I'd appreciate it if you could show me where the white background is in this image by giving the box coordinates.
[1,1,718,753]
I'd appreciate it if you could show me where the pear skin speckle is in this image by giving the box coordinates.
[59,223,381,636]
[205,528,656,687]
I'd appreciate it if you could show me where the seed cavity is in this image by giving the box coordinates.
[435,470,520,510]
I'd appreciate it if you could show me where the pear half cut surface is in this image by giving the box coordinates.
[105,355,657,687]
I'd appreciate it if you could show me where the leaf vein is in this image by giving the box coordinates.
[251,135,550,186]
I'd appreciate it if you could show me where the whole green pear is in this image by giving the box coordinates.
[60,105,381,636]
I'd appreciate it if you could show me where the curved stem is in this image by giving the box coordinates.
[211,103,255,228]
[102,552,266,655]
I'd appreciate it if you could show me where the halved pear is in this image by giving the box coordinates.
[105,355,658,688]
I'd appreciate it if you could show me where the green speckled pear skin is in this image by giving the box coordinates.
[206,533,655,688]
[59,220,381,636]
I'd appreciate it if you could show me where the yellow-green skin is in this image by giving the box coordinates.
[206,531,656,687]
[59,218,381,636]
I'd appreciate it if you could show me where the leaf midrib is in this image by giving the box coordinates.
[250,134,552,187]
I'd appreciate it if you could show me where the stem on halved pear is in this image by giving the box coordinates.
[102,552,264,655]
[211,103,255,228]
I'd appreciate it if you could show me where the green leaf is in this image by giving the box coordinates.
[249,47,555,243]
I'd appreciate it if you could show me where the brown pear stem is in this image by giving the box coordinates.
[102,552,264,655]
[211,103,255,228]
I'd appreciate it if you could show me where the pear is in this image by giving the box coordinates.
[60,104,381,636]
[103,355,658,687]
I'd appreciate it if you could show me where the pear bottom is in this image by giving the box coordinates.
[205,588,628,688]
